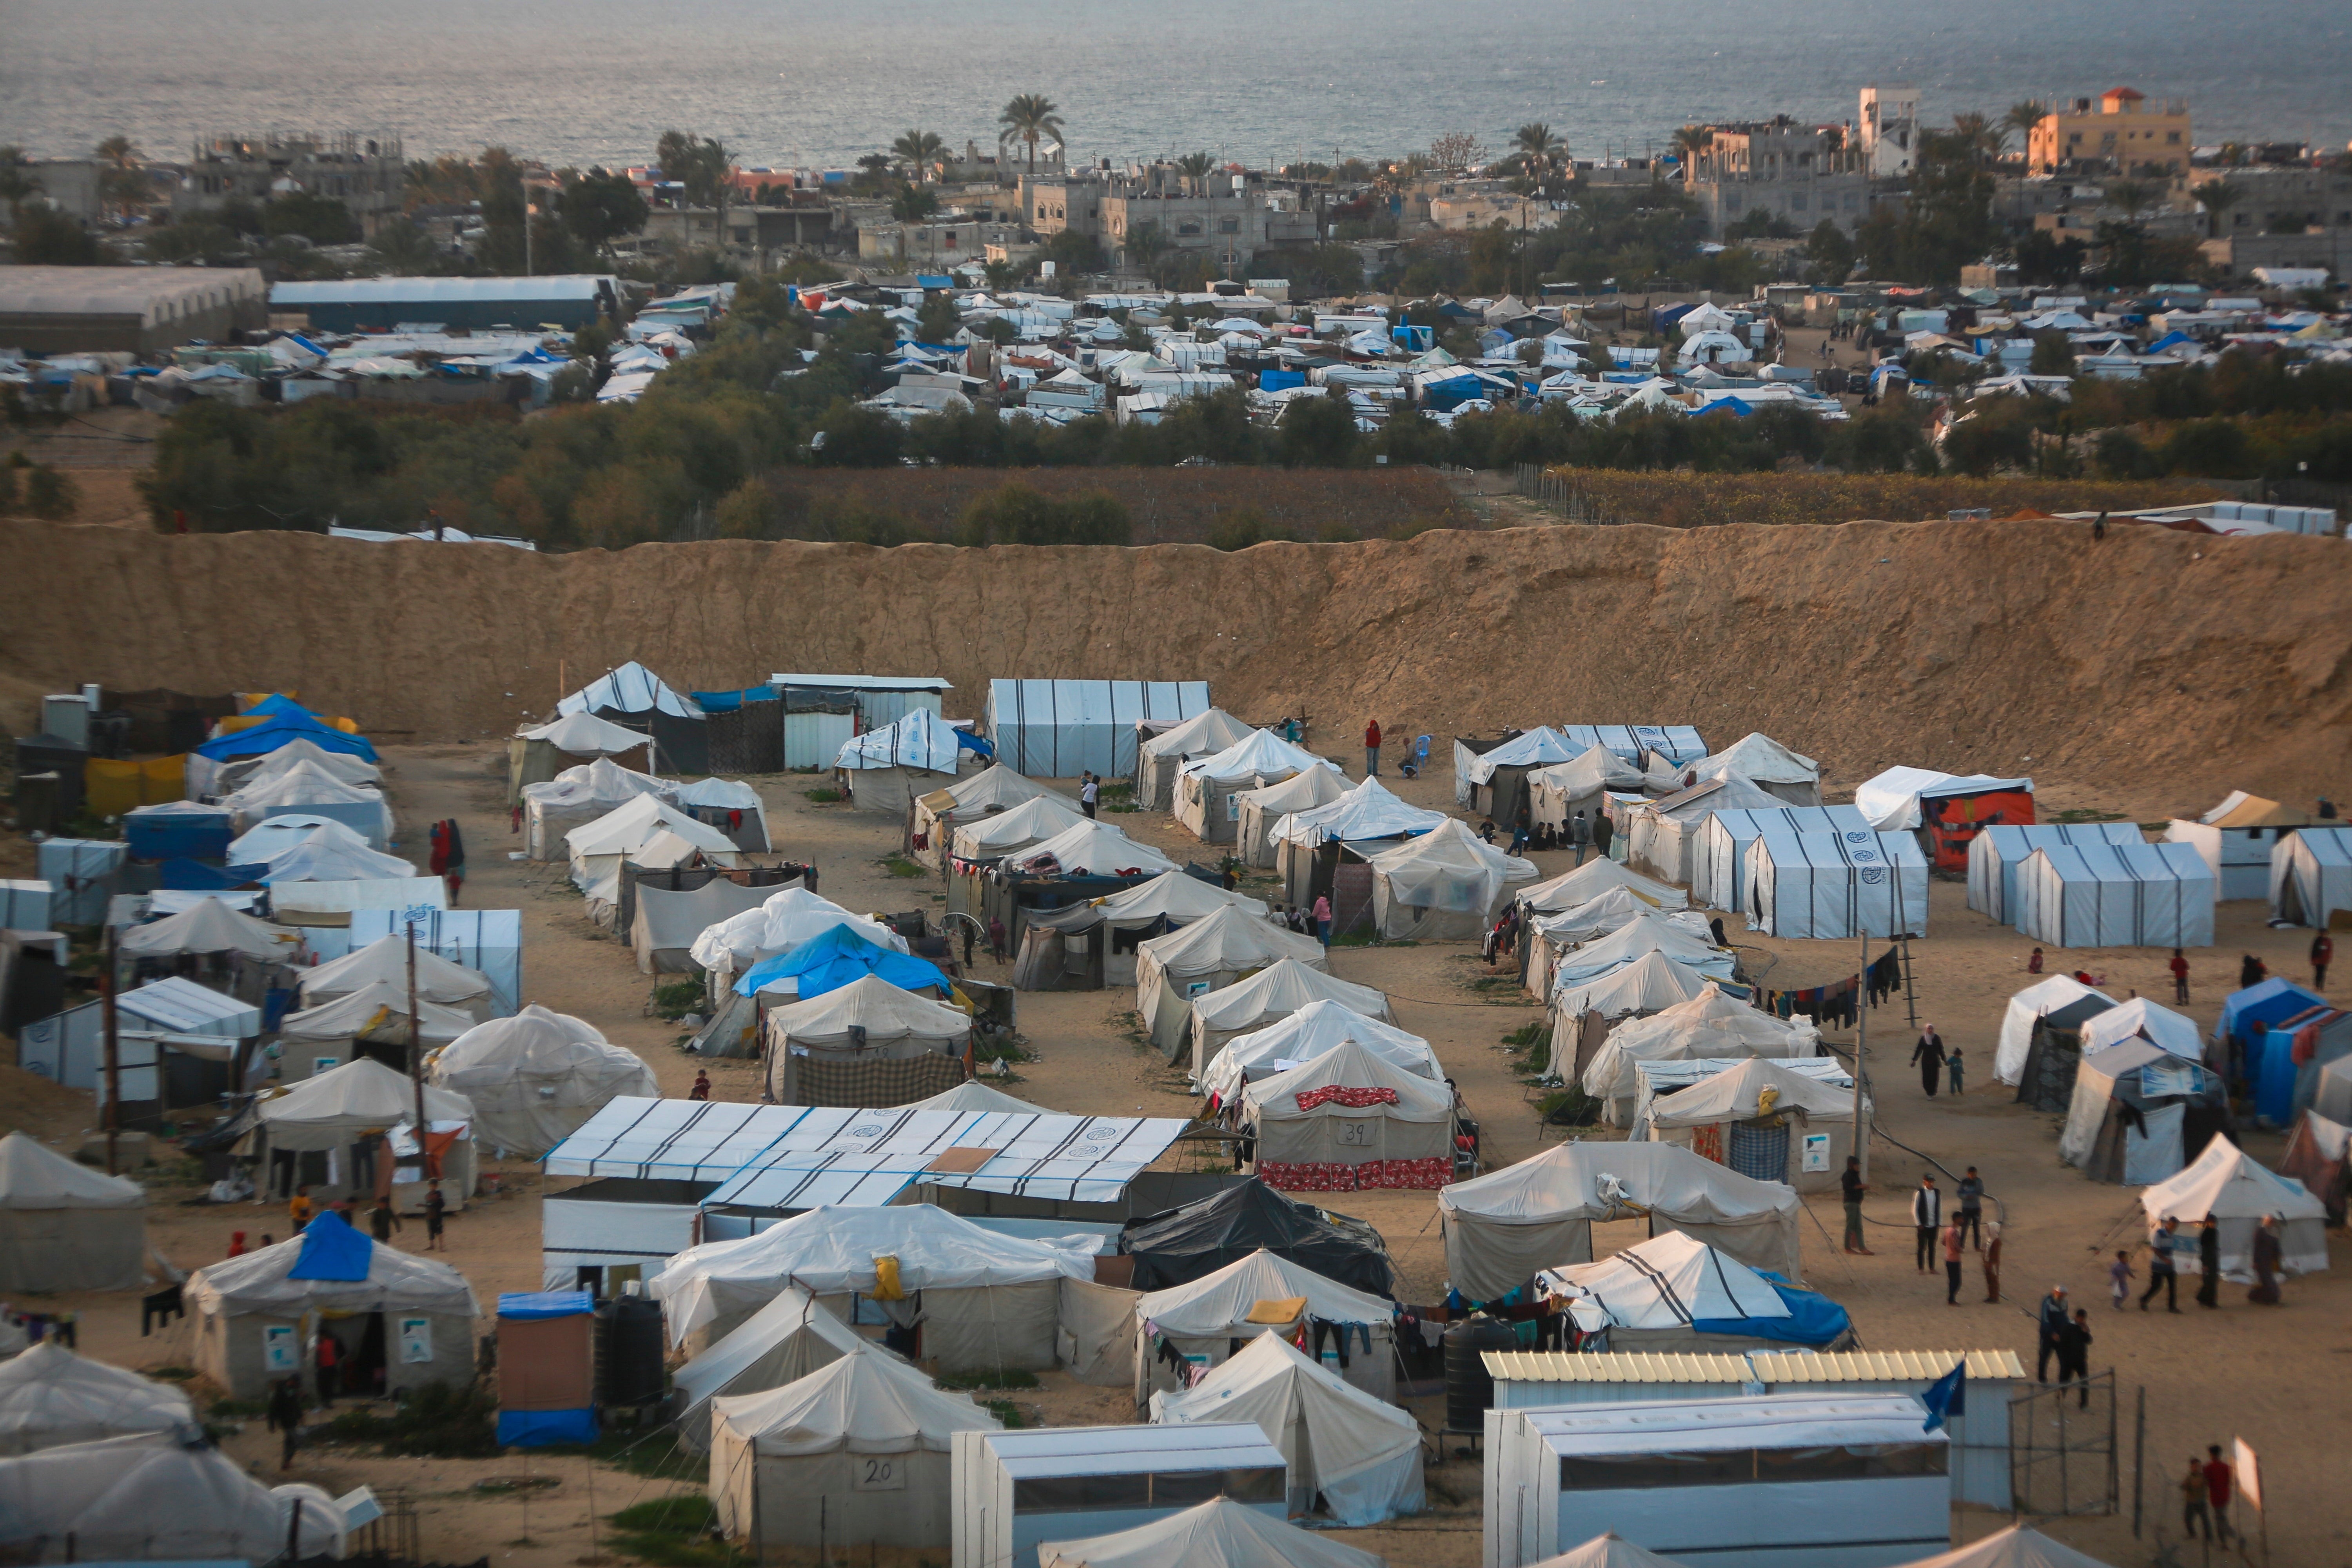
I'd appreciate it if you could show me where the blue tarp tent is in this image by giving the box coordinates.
[2216,978,2327,1075]
[1258,369,1306,392]
[689,685,780,713]
[287,1210,373,1281]
[161,859,265,890]
[240,694,317,721]
[125,801,234,861]
[1692,1274,1852,1347]
[734,922,952,1000]
[196,716,379,763]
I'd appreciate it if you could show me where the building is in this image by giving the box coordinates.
[1858,84,1919,178]
[268,275,621,333]
[1429,193,1561,232]
[1682,117,1875,238]
[1024,165,1318,270]
[642,203,836,265]
[857,217,1025,266]
[0,265,267,354]
[2029,89,2191,177]
[175,132,407,234]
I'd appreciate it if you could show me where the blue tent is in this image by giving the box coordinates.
[1258,369,1307,392]
[1692,1274,1851,1347]
[196,715,379,762]
[125,802,233,862]
[240,694,316,721]
[2216,977,2327,1058]
[288,1210,373,1281]
[734,922,951,1000]
[2217,977,2328,1116]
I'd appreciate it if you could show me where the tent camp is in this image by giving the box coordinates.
[521,757,678,860]
[1038,1496,1384,1568]
[1967,824,2147,924]
[0,1429,337,1563]
[1548,912,1736,996]
[1527,746,1647,836]
[1187,960,1396,1081]
[1745,824,1929,939]
[1236,765,1349,867]
[2010,841,2214,948]
[632,877,773,974]
[1238,1039,1457,1192]
[671,1285,883,1450]
[508,710,655,802]
[950,793,1091,864]
[428,1006,657,1157]
[1135,907,1326,1054]
[223,760,392,849]
[1521,891,1714,1000]
[1269,777,1447,909]
[2056,1037,2226,1185]
[1546,952,1721,1084]
[1008,819,1180,879]
[299,933,494,1020]
[216,734,380,794]
[989,679,1213,779]
[649,1204,1093,1370]
[691,887,908,986]
[118,897,301,964]
[1120,1180,1393,1298]
[1461,728,1581,823]
[2272,826,2352,928]
[2279,1108,2352,1225]
[2140,1136,2328,1281]
[1363,818,1536,941]
[1685,734,1821,806]
[557,660,707,773]
[1636,1056,1858,1190]
[732,922,950,1002]
[674,777,772,851]
[1534,1231,1852,1354]
[276,979,479,1082]
[709,1345,999,1550]
[1518,858,1688,917]
[248,1056,478,1207]
[1579,985,1818,1124]
[1994,976,2117,1087]
[1200,999,1439,1106]
[566,795,741,915]
[759,973,973,1107]
[1622,774,1788,888]
[836,709,977,815]
[914,766,1067,869]
[185,1215,479,1397]
[1693,806,1874,914]
[0,1343,195,1454]
[1133,708,1256,812]
[1438,1140,1803,1300]
[1021,871,1268,991]
[1150,1332,1422,1526]
[2165,793,2311,901]
[0,1132,146,1294]
[1175,731,1328,844]
[1130,1246,1399,1402]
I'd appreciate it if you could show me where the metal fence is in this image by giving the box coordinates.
[2011,1369,2118,1520]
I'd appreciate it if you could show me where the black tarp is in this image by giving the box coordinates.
[1119,1178,1394,1297]
[2014,994,2118,1113]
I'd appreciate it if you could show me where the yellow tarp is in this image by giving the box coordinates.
[85,755,185,817]
[212,712,358,735]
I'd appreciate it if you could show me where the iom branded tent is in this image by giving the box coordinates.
[1129,1247,1399,1403]
[428,1005,657,1157]
[1695,806,1874,914]
[835,709,977,815]
[2272,826,2352,928]
[1528,746,1646,835]
[1639,1056,1860,1190]
[1364,818,1537,940]
[557,660,707,773]
[1622,774,1786,888]
[2056,1038,2224,1185]
[914,766,1067,868]
[708,1345,999,1550]
[671,1285,889,1450]
[0,1343,196,1455]
[1176,730,1329,844]
[521,756,678,860]
[1967,824,2145,924]
[1534,1231,1850,1354]
[1744,825,1928,939]
[1134,708,1256,811]
[2011,841,2214,948]
[508,710,655,801]
[1038,1497,1385,1568]
[299,933,494,1020]
[759,973,973,1107]
[1580,984,1818,1124]
[0,1132,146,1294]
[2140,1136,2327,1281]
[1237,765,1348,867]
[2165,793,2310,901]
[990,679,1212,779]
[1188,960,1396,1080]
[1239,1039,1456,1192]
[1200,999,1438,1106]
[950,792,1090,864]
[1150,1333,1423,1526]
[1136,906,1326,1054]
[1685,734,1821,806]
[1438,1140,1802,1300]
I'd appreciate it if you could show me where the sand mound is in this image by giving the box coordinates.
[2,517,2345,813]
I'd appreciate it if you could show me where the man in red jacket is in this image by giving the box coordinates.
[1363,719,1382,778]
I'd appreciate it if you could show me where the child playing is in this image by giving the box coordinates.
[2109,1249,2134,1308]
[1945,1047,1965,1096]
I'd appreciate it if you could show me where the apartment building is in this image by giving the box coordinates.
[1682,116,1874,238]
[2029,89,2191,176]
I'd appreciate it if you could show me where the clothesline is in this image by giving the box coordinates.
[1754,944,1903,1029]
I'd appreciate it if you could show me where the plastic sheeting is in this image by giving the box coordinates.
[1272,776,1445,849]
[1135,906,1325,1053]
[0,1133,146,1294]
[429,1005,657,1157]
[0,1344,196,1455]
[559,660,704,720]
[2011,841,2215,949]
[1200,999,1437,1105]
[1365,818,1536,940]
[1009,819,1180,878]
[990,680,1212,777]
[0,1430,298,1562]
[1187,961,1395,1080]
[1519,858,1687,915]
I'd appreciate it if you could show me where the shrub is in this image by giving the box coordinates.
[325,1380,499,1457]
[22,464,78,520]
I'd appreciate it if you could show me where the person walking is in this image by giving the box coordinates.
[1840,1156,1872,1254]
[368,1196,401,1245]
[1911,1174,1942,1273]
[1955,1168,1984,1249]
[2196,1215,2221,1308]
[2181,1457,2214,1543]
[2169,947,2191,1004]
[2058,1309,2094,1407]
[1312,892,1332,947]
[314,1330,342,1408]
[2203,1446,2236,1544]
[2248,1214,2283,1305]
[1080,773,1099,820]
[1592,811,1613,862]
[267,1375,305,1472]
[1363,719,1383,779]
[1911,1025,1946,1098]
[2035,1284,2070,1382]
[2141,1216,2181,1311]
[689,1069,711,1102]
[1943,1219,1965,1305]
[2109,1249,2134,1309]
[2315,930,2334,991]
[1568,810,1591,867]
[424,1185,447,1252]
[1981,1220,2004,1301]
[1945,1045,1965,1096]
[1509,802,1532,858]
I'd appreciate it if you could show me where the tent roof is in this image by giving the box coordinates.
[256,829,415,884]
[670,1285,880,1431]
[1033,870,1268,933]
[1532,887,1702,946]
[0,1429,294,1562]
[1191,959,1392,1033]
[1535,1231,1789,1330]
[187,1219,477,1316]
[673,777,762,810]
[226,814,370,865]
[1592,984,1815,1091]
[953,792,1090,855]
[1180,729,1328,785]
[2141,1135,2325,1223]
[1237,763,1350,815]
[1140,904,1324,978]
[1647,1056,1853,1127]
[567,794,736,859]
[1273,776,1446,848]
[1242,1037,1454,1122]
[221,760,381,811]
[523,756,678,810]
[1152,1330,1417,1486]
[1524,1534,1691,1568]
[1691,733,1819,785]
[194,714,377,762]
[0,1133,144,1211]
[1994,976,2118,1083]
[430,1005,655,1096]
[1039,1496,1385,1568]
[735,922,950,999]
[230,736,379,786]
[1133,1246,1394,1334]
[277,980,478,1046]
[1553,949,1715,1020]
[711,1344,999,1455]
[1550,914,1733,994]
[836,709,965,773]
[920,764,1060,819]
[518,710,654,755]
[1140,708,1256,760]
[1202,999,1437,1102]
[1366,815,1537,882]
[301,935,490,1008]
[118,898,299,961]
[255,1054,475,1136]
[1887,1524,2119,1568]
[760,972,971,1046]
[0,1344,195,1454]
[1439,1139,1801,1226]
[650,1203,1094,1307]
[1521,858,1688,914]
[1531,744,1646,795]
[1644,772,1789,822]
[558,660,704,720]
[2200,790,2311,829]
[1010,818,1179,877]
[2079,997,2203,1062]
[1466,727,1580,784]
[1855,766,2033,831]
[1122,1183,1393,1297]
[695,887,910,973]
[906,1079,1045,1115]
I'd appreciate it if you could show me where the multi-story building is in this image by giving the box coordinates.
[2028,89,2190,177]
[175,132,407,234]
[1858,84,1919,178]
[1022,164,1316,270]
[1681,116,1875,238]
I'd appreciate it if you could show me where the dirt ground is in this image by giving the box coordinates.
[11,746,2351,1568]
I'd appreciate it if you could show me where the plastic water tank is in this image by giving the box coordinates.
[1443,1314,1518,1431]
[595,1291,666,1407]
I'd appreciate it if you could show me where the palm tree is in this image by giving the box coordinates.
[1175,151,1216,194]
[2003,101,2049,154]
[93,135,145,220]
[889,182,940,225]
[1513,122,1560,176]
[1669,125,1713,180]
[891,129,944,180]
[1951,112,2000,167]
[2106,179,2152,229]
[998,94,1065,173]
[2192,178,2242,238]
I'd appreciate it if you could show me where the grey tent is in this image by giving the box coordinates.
[632,878,774,974]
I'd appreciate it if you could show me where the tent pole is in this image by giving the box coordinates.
[103,924,121,1176]
[1853,929,1870,1186]
[407,922,427,1174]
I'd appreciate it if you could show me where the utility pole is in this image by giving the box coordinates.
[102,924,121,1175]
[1853,928,1871,1184]
[406,922,428,1176]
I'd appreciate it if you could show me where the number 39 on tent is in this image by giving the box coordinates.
[852,1455,906,1492]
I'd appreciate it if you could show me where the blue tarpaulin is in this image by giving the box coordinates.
[497,1407,599,1446]
[288,1210,373,1282]
[240,695,316,720]
[1258,369,1306,392]
[160,859,265,890]
[196,716,378,763]
[499,1290,595,1321]
[955,730,995,760]
[689,686,780,713]
[1692,1275,1852,1347]
[125,805,233,862]
[734,922,952,1000]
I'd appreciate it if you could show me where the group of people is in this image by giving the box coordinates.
[1272,896,1334,945]
[281,1183,447,1251]
[1840,1160,2005,1302]
[1908,1023,1964,1098]
[2114,1212,2290,1310]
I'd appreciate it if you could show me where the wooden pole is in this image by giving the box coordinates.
[1853,929,1870,1185]
[102,924,121,1175]
[406,922,427,1175]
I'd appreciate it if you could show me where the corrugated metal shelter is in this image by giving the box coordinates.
[987,681,1211,778]
[271,274,621,332]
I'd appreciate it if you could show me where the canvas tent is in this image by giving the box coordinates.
[1461,727,1580,823]
[1639,1056,1861,1191]
[732,922,950,1002]
[2010,841,2214,948]
[1522,890,1713,998]
[2140,1136,2328,1280]
[1187,960,1396,1081]
[1237,765,1348,867]
[671,1285,882,1450]
[1685,733,1821,806]
[1022,871,1268,991]
[1176,731,1328,844]
[1548,913,1735,996]
[216,735,379,794]
[1994,976,2116,1087]
[1888,1525,2118,1568]
[691,887,908,988]
[522,757,678,860]
[951,792,1091,864]
[835,709,976,815]
[759,973,973,1107]
[557,660,707,773]
[1200,999,1438,1105]
[185,1216,478,1397]
[1130,1246,1399,1403]
[276,979,478,1082]
[1038,1496,1384,1568]
[2272,826,2352,928]
[567,795,741,915]
[225,812,371,868]
[222,760,392,848]
[0,1343,195,1454]
[1239,1039,1456,1192]
[1745,824,1929,939]
[1364,818,1536,941]
[299,933,494,1020]
[1121,1180,1393,1298]
[2165,793,2310,901]
[631,877,772,974]
[118,897,300,963]
[1272,776,1444,852]
[1009,818,1180,879]
[1534,1231,1851,1354]
[253,827,417,886]
[1967,824,2145,924]
[989,679,1213,779]
[1528,746,1646,835]
[1546,952,1720,1084]
[2279,1109,2352,1225]
[1518,858,1688,917]
[1135,906,1325,1054]
[1622,774,1788,888]
[1133,708,1255,812]
[914,766,1066,868]
[675,777,771,851]
[0,1132,146,1294]
[1579,985,1818,1122]
[2056,1037,2225,1185]
[1150,1332,1422,1526]
[2078,996,2203,1062]
[1438,1140,1803,1300]
[709,1345,998,1550]
[249,1055,478,1206]
[508,710,655,802]
[1694,806,1874,914]
[428,1005,658,1157]
[0,1429,335,1563]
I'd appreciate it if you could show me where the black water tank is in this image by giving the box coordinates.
[595,1294,665,1407]
[1443,1314,1519,1431]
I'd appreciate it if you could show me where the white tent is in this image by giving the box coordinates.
[1364,818,1537,940]
[1745,825,1929,939]
[0,1429,331,1562]
[221,759,390,841]
[1622,774,1788,887]
[709,1345,999,1549]
[1887,1524,2118,1568]
[2140,1135,2327,1280]
[0,1133,146,1294]
[759,973,973,1104]
[1039,1497,1385,1568]
[648,1205,1093,1370]
[1535,1230,1789,1341]
[428,1005,657,1157]
[2011,841,2214,948]
[1237,765,1349,867]
[1136,708,1256,811]
[1009,818,1179,877]
[1240,1038,1455,1191]
[674,777,771,851]
[519,708,655,754]
[1131,1249,1399,1403]
[1966,824,2145,924]
[2272,826,2352,928]
[1528,746,1645,833]
[951,792,1091,862]
[1151,1332,1422,1526]
[1200,998,1438,1105]
[1136,906,1326,1054]
[1520,1535,1688,1568]
[1548,913,1735,996]
[566,794,742,912]
[1176,731,1330,844]
[1272,776,1445,850]
[914,765,1066,867]
[1579,983,1817,1121]
[218,734,379,791]
[276,979,479,1082]
[1519,858,1688,916]
[905,1078,1044,1115]
[1693,806,1875,914]
[118,898,300,962]
[1523,890,1713,998]
[672,1285,886,1450]
[2078,996,2203,1062]
[1461,727,1580,818]
[690,887,908,984]
[522,756,678,859]
[255,828,417,885]
[0,1343,195,1455]
[559,660,703,720]
[251,1055,478,1206]
[633,877,774,975]
[1438,1140,1804,1299]
[1639,1056,1860,1191]
[225,811,370,867]
[1994,976,2118,1085]
[1685,734,1821,806]
[1547,952,1719,1081]
[1032,870,1269,936]
[1855,767,2034,832]
[299,934,493,1019]
[835,710,971,814]
[2055,1038,2209,1184]
[1189,960,1396,1082]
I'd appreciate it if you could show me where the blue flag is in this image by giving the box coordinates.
[1922,1359,1967,1432]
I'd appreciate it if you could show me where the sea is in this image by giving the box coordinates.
[3,0,2348,175]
